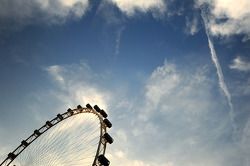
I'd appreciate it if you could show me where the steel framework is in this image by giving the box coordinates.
[0,104,113,166]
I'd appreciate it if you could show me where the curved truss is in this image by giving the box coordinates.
[0,104,113,166]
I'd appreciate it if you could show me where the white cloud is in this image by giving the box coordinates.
[107,148,174,166]
[241,119,250,155]
[46,65,65,84]
[144,62,213,116]
[107,150,152,166]
[235,78,250,96]
[229,57,250,96]
[108,0,166,16]
[185,16,200,35]
[124,61,250,166]
[0,0,89,26]
[45,62,110,111]
[196,0,250,38]
[145,63,180,107]
[229,56,250,72]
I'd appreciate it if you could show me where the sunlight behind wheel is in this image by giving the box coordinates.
[12,113,100,166]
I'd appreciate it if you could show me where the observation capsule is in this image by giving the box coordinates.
[100,109,108,118]
[8,152,16,160]
[57,114,63,120]
[34,130,41,136]
[46,121,53,127]
[21,140,29,147]
[67,108,73,115]
[86,103,93,109]
[94,105,101,113]
[77,105,82,109]
[103,119,112,128]
[103,133,113,144]
[98,155,110,166]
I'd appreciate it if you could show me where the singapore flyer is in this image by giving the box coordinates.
[0,104,113,166]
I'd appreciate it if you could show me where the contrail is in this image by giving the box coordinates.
[115,26,125,56]
[201,9,237,133]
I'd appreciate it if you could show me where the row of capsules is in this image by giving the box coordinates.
[85,103,113,166]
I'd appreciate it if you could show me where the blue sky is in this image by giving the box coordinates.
[0,0,250,165]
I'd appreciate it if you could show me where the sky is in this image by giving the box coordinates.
[0,0,250,165]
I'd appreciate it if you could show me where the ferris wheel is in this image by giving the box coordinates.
[0,104,113,166]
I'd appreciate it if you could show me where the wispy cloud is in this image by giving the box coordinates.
[45,62,111,110]
[240,119,250,163]
[46,65,65,84]
[115,26,125,56]
[229,56,250,72]
[128,61,245,166]
[185,15,200,35]
[145,63,180,108]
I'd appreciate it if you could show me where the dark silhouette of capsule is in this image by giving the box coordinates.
[8,153,16,160]
[21,140,29,147]
[98,155,110,166]
[94,105,101,113]
[100,109,108,118]
[34,130,41,136]
[103,133,113,144]
[67,108,73,115]
[46,121,53,127]
[57,114,63,120]
[103,119,112,128]
[86,103,92,109]
[77,105,82,109]
[86,104,93,109]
